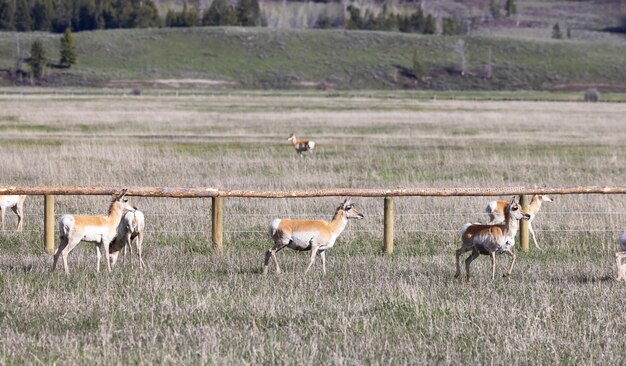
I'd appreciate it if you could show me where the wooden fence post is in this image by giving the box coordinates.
[44,195,55,255]
[384,197,394,255]
[519,194,529,252]
[212,196,224,253]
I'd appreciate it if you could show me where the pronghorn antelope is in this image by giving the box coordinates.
[615,230,626,283]
[0,195,26,231]
[287,133,316,156]
[455,197,531,281]
[264,198,364,275]
[109,209,145,270]
[52,190,136,274]
[486,194,553,249]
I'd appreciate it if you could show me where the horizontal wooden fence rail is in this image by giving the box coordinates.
[1,185,626,197]
[1,185,625,256]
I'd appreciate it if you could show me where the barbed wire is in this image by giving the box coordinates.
[2,228,623,235]
[2,209,624,237]
[15,211,626,219]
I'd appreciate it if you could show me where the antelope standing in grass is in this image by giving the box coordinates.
[109,209,145,270]
[52,190,136,274]
[486,194,553,249]
[264,198,364,275]
[615,230,626,283]
[287,133,316,156]
[455,197,531,281]
[0,195,26,231]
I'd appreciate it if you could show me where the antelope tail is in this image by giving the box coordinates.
[269,218,281,238]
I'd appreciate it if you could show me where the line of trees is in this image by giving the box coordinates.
[344,4,462,35]
[165,0,260,27]
[0,0,263,32]
[0,0,523,35]
[0,0,161,32]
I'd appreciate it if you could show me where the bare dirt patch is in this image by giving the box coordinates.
[106,78,238,88]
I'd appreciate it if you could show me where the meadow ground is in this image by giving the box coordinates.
[1,89,626,364]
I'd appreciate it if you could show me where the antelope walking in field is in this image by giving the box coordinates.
[615,230,626,283]
[455,197,531,281]
[287,133,316,156]
[52,190,136,274]
[486,194,553,249]
[264,198,364,275]
[109,209,145,270]
[0,195,26,231]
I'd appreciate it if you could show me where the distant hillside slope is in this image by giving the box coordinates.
[1,27,626,91]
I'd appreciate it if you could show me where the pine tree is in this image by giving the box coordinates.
[346,5,363,30]
[0,0,15,31]
[14,0,32,31]
[203,0,237,26]
[423,14,436,34]
[236,0,260,26]
[489,0,501,20]
[505,0,517,17]
[51,0,72,32]
[32,0,55,31]
[412,49,425,80]
[29,40,46,79]
[182,3,200,26]
[76,0,98,31]
[60,27,77,67]
[552,22,563,39]
[408,7,424,33]
[134,0,161,28]
[442,16,460,35]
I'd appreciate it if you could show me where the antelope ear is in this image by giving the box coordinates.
[342,197,351,207]
[113,189,128,201]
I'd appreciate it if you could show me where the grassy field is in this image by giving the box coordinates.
[2,26,626,91]
[1,89,626,364]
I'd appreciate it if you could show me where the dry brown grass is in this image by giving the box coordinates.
[1,90,626,364]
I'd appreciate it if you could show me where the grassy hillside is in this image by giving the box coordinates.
[1,27,626,90]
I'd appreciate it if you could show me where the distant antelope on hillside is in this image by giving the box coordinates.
[615,230,626,283]
[456,197,531,281]
[485,194,553,249]
[264,198,364,275]
[287,133,316,156]
[0,195,26,232]
[53,190,136,274]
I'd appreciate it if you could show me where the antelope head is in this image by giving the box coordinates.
[339,198,365,220]
[508,196,530,221]
[535,194,554,203]
[112,189,137,212]
[287,133,296,142]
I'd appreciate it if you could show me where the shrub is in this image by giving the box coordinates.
[584,88,599,102]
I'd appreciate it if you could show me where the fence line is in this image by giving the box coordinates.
[2,185,626,198]
[2,185,626,255]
